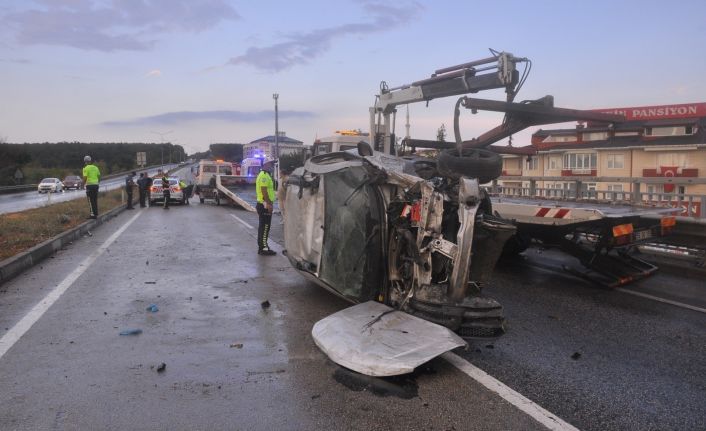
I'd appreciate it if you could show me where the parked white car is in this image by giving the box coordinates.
[37,178,64,193]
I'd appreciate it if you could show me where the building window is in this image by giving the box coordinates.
[657,153,688,167]
[582,132,608,141]
[542,135,576,143]
[607,154,625,169]
[549,156,561,170]
[645,125,696,136]
[563,153,597,170]
[525,156,538,170]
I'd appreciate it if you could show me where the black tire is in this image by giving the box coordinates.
[437,148,502,184]
[412,159,439,180]
[501,233,531,257]
[199,197,205,204]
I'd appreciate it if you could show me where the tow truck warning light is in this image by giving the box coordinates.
[612,223,634,237]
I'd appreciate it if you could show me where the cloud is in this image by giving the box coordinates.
[101,109,316,126]
[1,0,240,52]
[225,1,422,72]
[146,69,162,77]
[0,58,31,64]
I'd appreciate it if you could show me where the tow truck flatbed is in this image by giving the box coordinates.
[491,197,678,287]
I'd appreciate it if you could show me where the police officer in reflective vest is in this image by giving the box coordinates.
[256,160,276,255]
[82,155,100,219]
[161,173,171,209]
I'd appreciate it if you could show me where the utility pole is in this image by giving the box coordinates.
[151,130,173,170]
[273,93,279,160]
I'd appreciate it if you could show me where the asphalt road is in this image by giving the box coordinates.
[0,200,703,430]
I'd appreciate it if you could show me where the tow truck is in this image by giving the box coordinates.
[195,157,280,212]
[282,50,678,377]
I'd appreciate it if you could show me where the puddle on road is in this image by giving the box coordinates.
[333,364,437,399]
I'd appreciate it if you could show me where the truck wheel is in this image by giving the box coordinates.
[437,148,502,184]
[501,233,531,257]
[199,197,205,204]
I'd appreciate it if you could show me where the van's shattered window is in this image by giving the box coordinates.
[319,167,382,300]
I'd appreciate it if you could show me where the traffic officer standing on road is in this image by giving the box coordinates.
[161,173,171,210]
[82,155,100,219]
[125,171,136,210]
[256,160,277,256]
[137,172,150,208]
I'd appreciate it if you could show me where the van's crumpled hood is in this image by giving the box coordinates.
[312,301,467,376]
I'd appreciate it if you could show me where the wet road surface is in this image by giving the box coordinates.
[0,202,550,431]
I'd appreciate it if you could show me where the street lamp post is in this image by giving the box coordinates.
[273,93,279,160]
[151,130,173,171]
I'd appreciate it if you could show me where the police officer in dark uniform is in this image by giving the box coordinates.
[137,173,149,208]
[125,171,136,209]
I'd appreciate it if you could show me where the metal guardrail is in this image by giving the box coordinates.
[0,184,37,194]
[492,176,705,219]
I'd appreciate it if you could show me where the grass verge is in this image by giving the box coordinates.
[0,190,124,261]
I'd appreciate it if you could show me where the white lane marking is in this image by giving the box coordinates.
[230,213,254,230]
[616,288,706,314]
[522,259,705,314]
[0,211,142,361]
[442,353,580,431]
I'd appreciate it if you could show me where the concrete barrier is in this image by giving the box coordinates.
[0,205,126,285]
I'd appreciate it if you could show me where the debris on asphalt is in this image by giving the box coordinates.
[230,343,243,349]
[213,296,219,299]
[156,363,166,373]
[119,329,143,336]
[146,304,159,312]
[485,344,494,349]
[144,281,156,284]
[146,260,149,266]
[571,352,582,360]
[261,300,270,309]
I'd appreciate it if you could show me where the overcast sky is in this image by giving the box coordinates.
[1,0,704,155]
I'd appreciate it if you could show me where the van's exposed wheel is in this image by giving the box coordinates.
[437,148,502,184]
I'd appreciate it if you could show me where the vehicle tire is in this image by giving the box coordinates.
[215,194,220,206]
[501,233,531,257]
[412,159,439,180]
[437,148,502,184]
[199,197,205,204]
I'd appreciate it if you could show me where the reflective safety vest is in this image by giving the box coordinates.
[256,171,275,203]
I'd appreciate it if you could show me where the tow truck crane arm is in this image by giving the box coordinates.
[371,51,626,154]
[371,51,527,154]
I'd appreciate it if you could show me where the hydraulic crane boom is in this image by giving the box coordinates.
[370,51,528,154]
